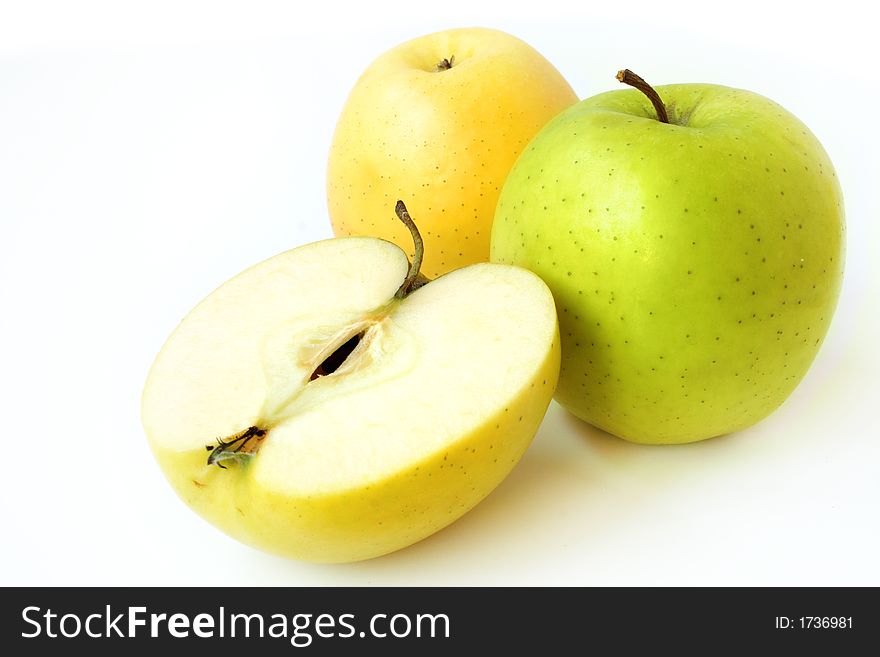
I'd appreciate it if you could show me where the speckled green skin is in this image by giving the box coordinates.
[491,84,844,444]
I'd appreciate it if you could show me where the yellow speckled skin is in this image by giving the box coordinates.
[327,28,577,278]
[149,343,558,563]
[142,239,560,562]
[491,84,845,444]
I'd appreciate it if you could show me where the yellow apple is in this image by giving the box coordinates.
[142,205,560,562]
[327,27,577,278]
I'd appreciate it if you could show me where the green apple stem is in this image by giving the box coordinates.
[206,425,267,469]
[394,200,429,298]
[616,69,669,124]
[435,55,455,71]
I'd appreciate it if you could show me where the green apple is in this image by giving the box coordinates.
[142,203,560,562]
[327,27,577,278]
[491,70,844,444]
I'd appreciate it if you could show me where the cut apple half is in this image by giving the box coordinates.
[142,205,560,562]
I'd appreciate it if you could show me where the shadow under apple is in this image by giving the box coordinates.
[245,400,774,581]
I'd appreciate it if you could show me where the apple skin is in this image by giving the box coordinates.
[149,352,558,564]
[142,239,560,563]
[491,83,845,444]
[327,27,577,278]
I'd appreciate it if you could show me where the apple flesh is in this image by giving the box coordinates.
[327,27,577,278]
[142,235,559,562]
[491,79,844,444]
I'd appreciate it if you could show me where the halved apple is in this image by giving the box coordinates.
[142,204,559,562]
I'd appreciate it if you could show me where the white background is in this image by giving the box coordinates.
[1,0,878,586]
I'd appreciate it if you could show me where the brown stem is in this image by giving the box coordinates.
[393,201,426,299]
[616,69,669,124]
[435,55,455,71]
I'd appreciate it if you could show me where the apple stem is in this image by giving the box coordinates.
[435,55,455,71]
[616,69,669,124]
[393,200,428,298]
